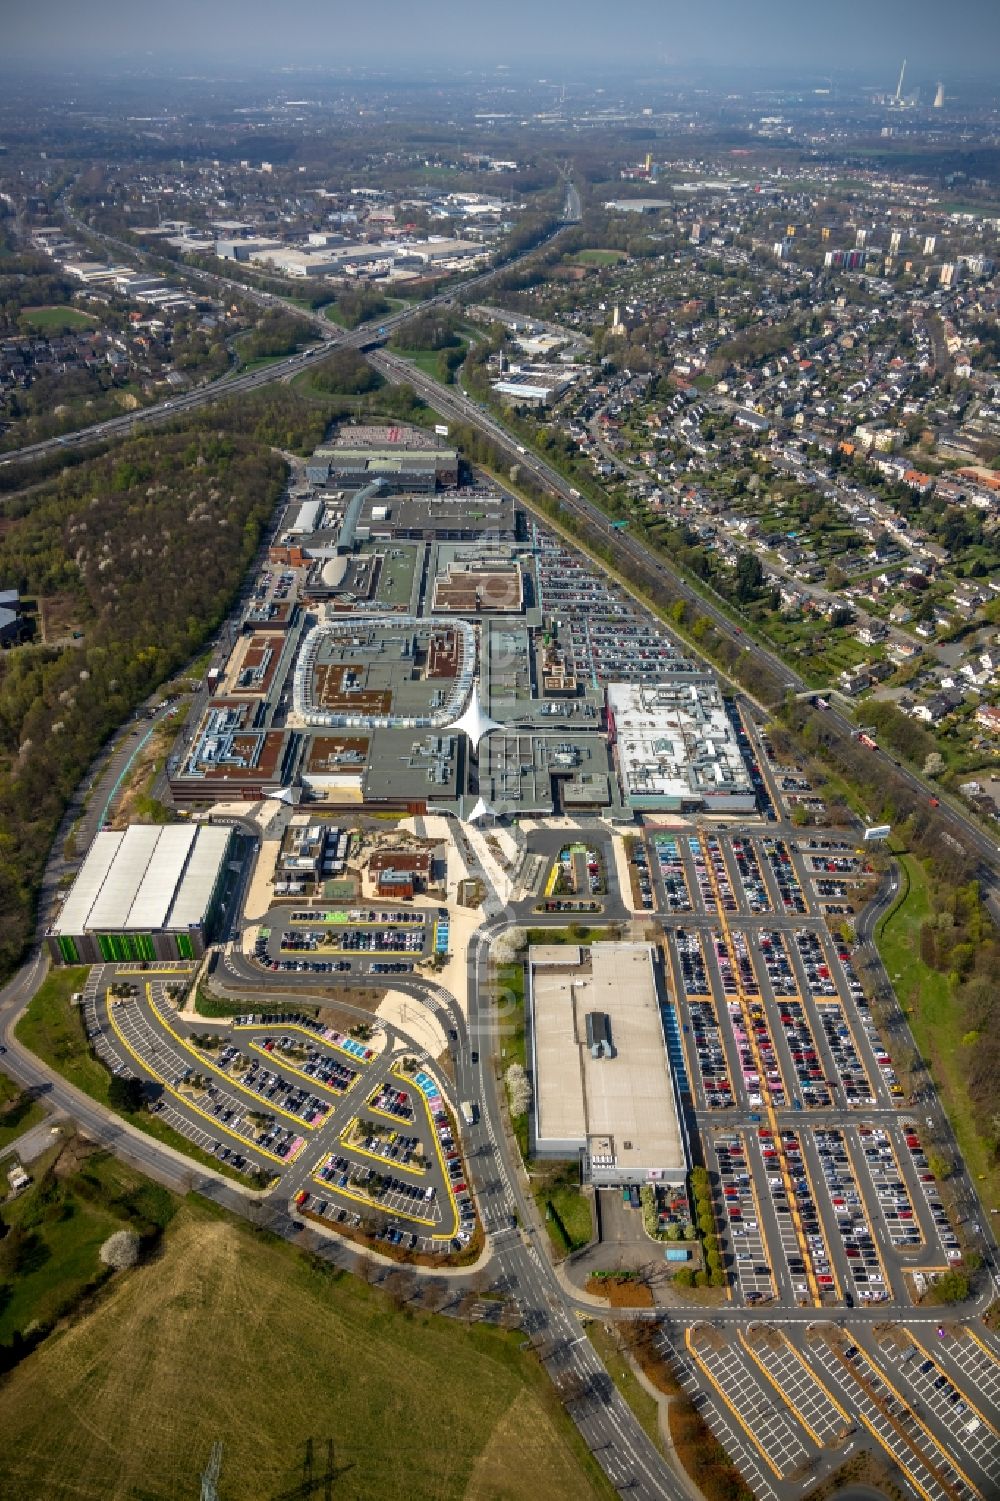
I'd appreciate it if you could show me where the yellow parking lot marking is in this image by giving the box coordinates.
[684,1327,784,1479]
[388,1063,461,1241]
[340,1121,429,1177]
[233,1018,372,1066]
[115,965,195,976]
[104,993,298,1170]
[246,1039,357,1099]
[850,1340,981,1500]
[308,1167,437,1228]
[904,1329,1000,1440]
[146,986,326,1132]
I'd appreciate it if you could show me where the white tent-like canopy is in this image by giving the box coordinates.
[445,678,501,753]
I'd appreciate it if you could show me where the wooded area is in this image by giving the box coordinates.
[0,416,286,978]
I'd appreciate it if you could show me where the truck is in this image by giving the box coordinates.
[460,1100,477,1126]
[857,732,877,751]
[665,1247,690,1263]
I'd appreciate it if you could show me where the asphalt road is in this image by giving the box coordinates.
[0,188,580,471]
[370,347,1000,906]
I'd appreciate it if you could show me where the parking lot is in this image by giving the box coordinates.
[651,833,693,912]
[809,1333,979,1501]
[758,1125,834,1303]
[881,1332,1000,1495]
[815,1127,888,1304]
[857,1124,923,1253]
[711,1130,775,1303]
[741,1328,851,1449]
[687,1327,811,1481]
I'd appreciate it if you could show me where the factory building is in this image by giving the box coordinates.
[49,824,233,964]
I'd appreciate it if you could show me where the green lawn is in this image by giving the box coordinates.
[571,249,627,267]
[0,1200,613,1501]
[15,968,259,1186]
[535,1163,594,1256]
[19,305,98,333]
[877,853,999,1212]
[0,1071,47,1150]
[0,1142,175,1345]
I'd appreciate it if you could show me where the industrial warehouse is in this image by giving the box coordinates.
[527,942,689,1189]
[49,823,233,963]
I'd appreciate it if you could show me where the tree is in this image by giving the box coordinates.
[928,1269,970,1304]
[99,1229,141,1270]
[734,551,764,602]
[108,1075,145,1113]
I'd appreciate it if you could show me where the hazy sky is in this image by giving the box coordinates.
[4,0,999,76]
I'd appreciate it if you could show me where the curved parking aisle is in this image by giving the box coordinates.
[104,992,302,1170]
[146,987,330,1132]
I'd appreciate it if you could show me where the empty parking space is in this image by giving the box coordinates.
[740,1328,851,1449]
[809,1332,969,1501]
[686,1327,811,1480]
[883,1332,1000,1495]
[711,1130,775,1304]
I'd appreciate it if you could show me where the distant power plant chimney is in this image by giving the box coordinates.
[895,58,907,102]
[934,82,945,109]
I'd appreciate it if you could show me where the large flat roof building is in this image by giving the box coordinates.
[607,676,755,813]
[528,941,688,1187]
[50,823,233,964]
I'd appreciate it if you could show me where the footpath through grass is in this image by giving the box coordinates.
[0,1199,614,1501]
[15,968,256,1186]
[877,851,999,1211]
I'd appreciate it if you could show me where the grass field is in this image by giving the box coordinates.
[20,305,98,333]
[877,852,999,1213]
[571,249,627,267]
[15,969,256,1185]
[534,1162,593,1257]
[0,1070,46,1150]
[0,1200,612,1501]
[0,1140,175,1346]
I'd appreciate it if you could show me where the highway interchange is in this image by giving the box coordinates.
[1,176,1000,1499]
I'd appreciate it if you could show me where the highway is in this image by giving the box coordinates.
[0,189,580,470]
[367,347,1000,899]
